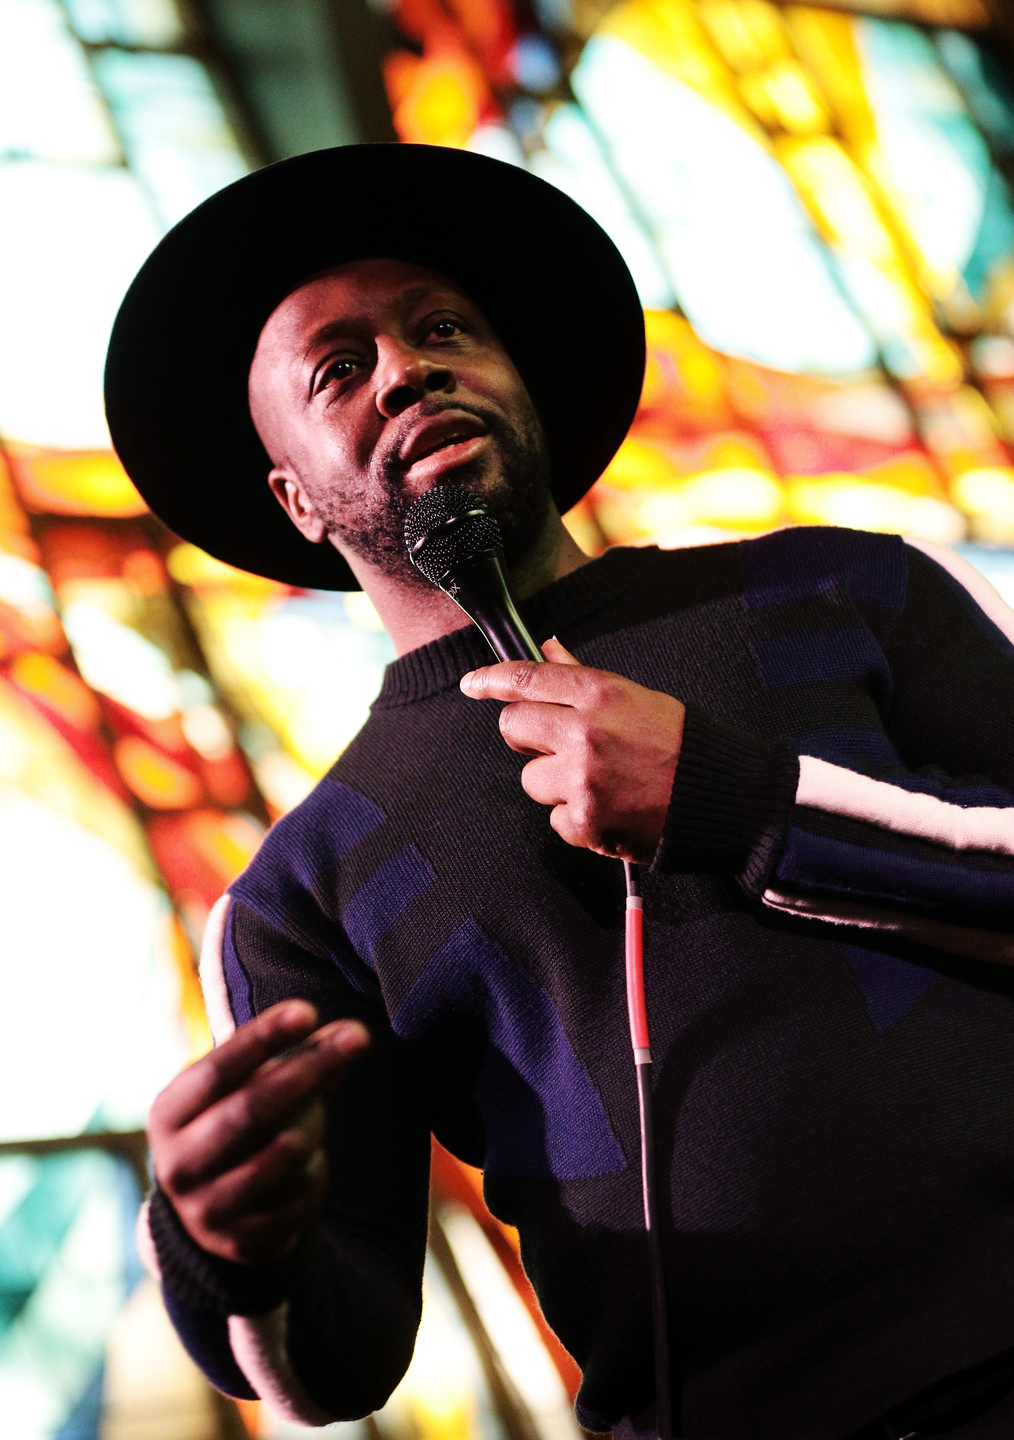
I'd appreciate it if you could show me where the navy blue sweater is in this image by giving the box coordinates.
[147,529,1014,1439]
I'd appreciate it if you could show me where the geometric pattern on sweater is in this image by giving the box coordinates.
[227,777,621,1180]
[751,626,891,693]
[845,944,938,1033]
[343,846,435,965]
[232,776,385,926]
[780,823,1014,921]
[722,528,1014,945]
[741,523,908,612]
[394,918,626,1179]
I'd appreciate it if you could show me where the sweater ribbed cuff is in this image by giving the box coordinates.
[147,1186,300,1317]
[652,703,799,892]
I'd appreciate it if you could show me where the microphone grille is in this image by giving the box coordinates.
[405,485,502,586]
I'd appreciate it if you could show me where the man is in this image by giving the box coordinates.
[105,145,1014,1440]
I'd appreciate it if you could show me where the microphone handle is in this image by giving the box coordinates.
[443,552,544,664]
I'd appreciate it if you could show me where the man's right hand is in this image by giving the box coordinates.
[148,1000,369,1266]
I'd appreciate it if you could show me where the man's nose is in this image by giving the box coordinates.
[375,336,454,418]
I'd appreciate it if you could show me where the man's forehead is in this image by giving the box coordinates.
[258,257,479,353]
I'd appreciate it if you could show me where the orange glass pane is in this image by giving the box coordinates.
[0,448,39,560]
[40,521,158,586]
[637,310,734,436]
[147,808,264,910]
[431,1139,582,1402]
[387,49,489,147]
[9,651,102,731]
[167,915,213,1061]
[6,445,148,518]
[114,734,204,809]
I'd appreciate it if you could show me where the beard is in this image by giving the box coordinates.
[310,398,554,589]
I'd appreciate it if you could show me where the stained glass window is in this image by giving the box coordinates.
[5,0,1014,1436]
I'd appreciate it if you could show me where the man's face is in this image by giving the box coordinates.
[248,258,552,585]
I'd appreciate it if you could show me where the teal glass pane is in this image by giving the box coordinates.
[856,18,1014,303]
[0,1152,141,1439]
[956,543,1014,607]
[936,29,1014,158]
[91,49,249,228]
[0,0,119,163]
[63,0,184,48]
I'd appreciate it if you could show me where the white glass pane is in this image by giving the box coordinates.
[528,104,675,310]
[0,787,187,1141]
[572,34,877,375]
[0,162,161,448]
[64,0,184,48]
[0,0,119,163]
[92,49,249,228]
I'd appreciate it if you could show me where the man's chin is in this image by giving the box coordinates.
[329,436,552,587]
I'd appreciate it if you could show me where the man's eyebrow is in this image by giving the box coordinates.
[304,319,352,360]
[303,285,464,358]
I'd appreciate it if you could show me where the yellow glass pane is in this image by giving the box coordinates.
[783,5,878,150]
[600,0,767,140]
[386,50,487,148]
[739,58,830,135]
[697,0,791,73]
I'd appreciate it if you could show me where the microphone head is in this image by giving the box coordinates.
[404,484,502,588]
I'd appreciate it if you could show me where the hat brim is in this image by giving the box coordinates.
[104,144,645,590]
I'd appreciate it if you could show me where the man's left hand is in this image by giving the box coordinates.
[460,637,685,863]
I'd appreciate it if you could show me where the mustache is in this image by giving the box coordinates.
[376,398,507,491]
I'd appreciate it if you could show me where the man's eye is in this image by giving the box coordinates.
[321,358,357,385]
[430,319,462,340]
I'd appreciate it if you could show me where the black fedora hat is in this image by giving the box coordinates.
[104,143,645,590]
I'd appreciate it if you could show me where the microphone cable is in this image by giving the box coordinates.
[623,860,672,1440]
[405,486,673,1438]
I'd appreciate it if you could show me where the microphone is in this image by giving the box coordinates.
[404,484,543,663]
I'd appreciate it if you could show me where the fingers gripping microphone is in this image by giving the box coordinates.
[404,485,543,663]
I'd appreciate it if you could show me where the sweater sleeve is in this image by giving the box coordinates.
[654,539,1014,967]
[143,893,431,1422]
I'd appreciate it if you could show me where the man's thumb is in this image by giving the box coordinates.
[542,636,580,665]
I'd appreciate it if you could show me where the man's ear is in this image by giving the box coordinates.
[267,468,328,544]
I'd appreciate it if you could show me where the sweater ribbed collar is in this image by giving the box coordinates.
[374,545,653,707]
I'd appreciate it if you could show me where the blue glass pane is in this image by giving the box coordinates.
[92,49,249,228]
[64,0,184,48]
[0,1152,140,1439]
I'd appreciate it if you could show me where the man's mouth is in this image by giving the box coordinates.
[399,413,490,483]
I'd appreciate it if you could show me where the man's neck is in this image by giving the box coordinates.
[337,512,592,657]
